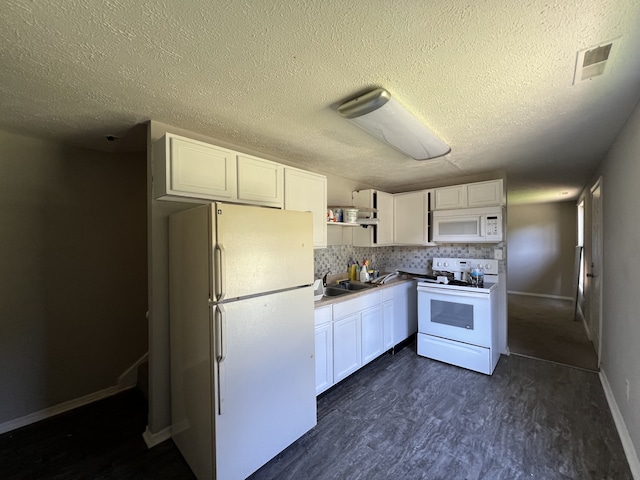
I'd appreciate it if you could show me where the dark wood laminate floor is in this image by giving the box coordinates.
[1,346,631,480]
[0,389,194,479]
[508,294,599,371]
[251,345,630,480]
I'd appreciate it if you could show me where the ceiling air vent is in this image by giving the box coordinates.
[573,39,618,84]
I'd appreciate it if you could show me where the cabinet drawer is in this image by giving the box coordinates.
[333,291,382,319]
[314,305,332,326]
[417,333,492,375]
[382,287,394,302]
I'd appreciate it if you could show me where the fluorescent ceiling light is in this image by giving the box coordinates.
[337,88,450,160]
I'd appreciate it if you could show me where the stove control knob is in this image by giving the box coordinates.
[435,261,441,268]
[443,262,449,268]
[484,263,492,270]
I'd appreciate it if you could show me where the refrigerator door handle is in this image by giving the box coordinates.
[214,243,226,301]
[215,304,226,415]
[215,305,227,363]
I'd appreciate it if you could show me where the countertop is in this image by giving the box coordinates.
[314,274,416,308]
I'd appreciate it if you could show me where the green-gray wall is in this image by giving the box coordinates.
[506,202,577,298]
[588,99,640,468]
[0,130,148,427]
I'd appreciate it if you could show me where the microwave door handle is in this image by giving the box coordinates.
[480,216,485,237]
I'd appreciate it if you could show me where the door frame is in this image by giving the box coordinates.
[589,177,603,366]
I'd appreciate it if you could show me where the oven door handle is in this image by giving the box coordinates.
[417,287,489,299]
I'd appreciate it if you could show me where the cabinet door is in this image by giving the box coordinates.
[394,191,428,245]
[284,168,327,248]
[315,322,333,395]
[377,191,394,245]
[168,134,237,200]
[237,155,283,208]
[383,299,394,350]
[352,190,374,247]
[333,313,361,382]
[361,306,384,365]
[393,281,418,345]
[434,185,466,210]
[467,180,503,207]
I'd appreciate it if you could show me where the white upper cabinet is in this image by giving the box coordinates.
[154,133,285,208]
[466,180,503,207]
[433,179,503,210]
[237,154,283,208]
[393,190,430,245]
[156,133,238,201]
[376,192,394,245]
[284,167,327,249]
[434,185,466,210]
[352,189,394,247]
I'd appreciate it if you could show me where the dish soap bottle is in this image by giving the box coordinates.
[360,264,370,282]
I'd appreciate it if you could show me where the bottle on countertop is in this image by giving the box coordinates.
[360,264,370,282]
[350,264,358,281]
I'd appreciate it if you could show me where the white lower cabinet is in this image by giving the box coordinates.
[315,282,415,394]
[391,280,417,345]
[361,305,384,365]
[333,313,362,383]
[329,291,384,385]
[383,297,394,351]
[314,305,333,395]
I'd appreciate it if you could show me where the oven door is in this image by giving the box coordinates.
[418,286,492,347]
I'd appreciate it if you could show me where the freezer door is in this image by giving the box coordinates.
[212,202,313,300]
[213,287,316,479]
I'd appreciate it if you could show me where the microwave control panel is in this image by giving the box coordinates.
[486,216,500,237]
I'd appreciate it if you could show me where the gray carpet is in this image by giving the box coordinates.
[508,294,598,371]
[249,345,631,479]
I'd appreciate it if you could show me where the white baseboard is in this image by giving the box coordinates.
[118,351,149,388]
[143,425,172,448]
[0,384,133,436]
[508,290,573,301]
[0,353,149,436]
[599,369,640,479]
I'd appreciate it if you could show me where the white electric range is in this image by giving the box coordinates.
[416,258,501,375]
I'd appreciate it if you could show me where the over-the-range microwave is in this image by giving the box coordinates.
[432,206,503,243]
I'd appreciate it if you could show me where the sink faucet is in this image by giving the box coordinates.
[322,270,331,287]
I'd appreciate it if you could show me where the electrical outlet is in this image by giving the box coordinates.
[626,379,630,403]
[494,248,503,260]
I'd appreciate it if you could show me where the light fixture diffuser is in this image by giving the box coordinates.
[337,88,450,160]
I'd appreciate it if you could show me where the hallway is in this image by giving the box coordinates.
[507,293,598,371]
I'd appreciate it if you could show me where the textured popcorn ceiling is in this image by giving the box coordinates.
[1,0,640,203]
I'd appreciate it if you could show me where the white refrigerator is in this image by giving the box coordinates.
[169,202,317,480]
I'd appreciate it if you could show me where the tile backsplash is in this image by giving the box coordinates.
[313,243,505,279]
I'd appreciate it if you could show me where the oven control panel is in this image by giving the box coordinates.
[432,258,498,272]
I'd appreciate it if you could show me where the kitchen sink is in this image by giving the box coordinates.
[337,281,377,291]
[323,286,354,297]
[323,281,377,297]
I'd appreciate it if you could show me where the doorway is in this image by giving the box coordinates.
[506,201,598,371]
